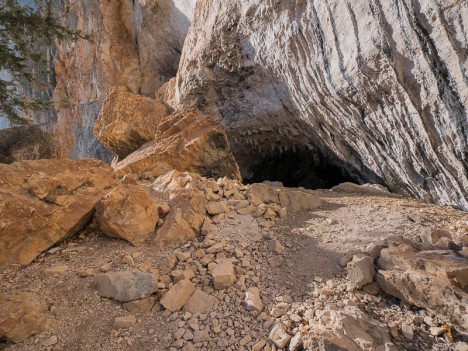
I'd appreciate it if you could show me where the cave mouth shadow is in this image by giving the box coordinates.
[242,148,357,189]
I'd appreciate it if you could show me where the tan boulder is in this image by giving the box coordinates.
[377,245,468,331]
[183,290,218,314]
[93,86,169,159]
[155,189,207,248]
[278,189,322,212]
[0,159,118,265]
[114,109,240,180]
[0,291,52,343]
[160,279,196,312]
[212,259,236,289]
[95,184,159,245]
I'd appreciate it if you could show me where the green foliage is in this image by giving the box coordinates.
[0,0,85,124]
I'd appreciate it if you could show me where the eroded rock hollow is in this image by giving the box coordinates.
[50,0,467,210]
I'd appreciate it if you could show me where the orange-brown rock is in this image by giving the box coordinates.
[114,109,240,180]
[155,189,207,248]
[0,291,52,343]
[93,86,170,159]
[0,159,118,265]
[95,184,160,245]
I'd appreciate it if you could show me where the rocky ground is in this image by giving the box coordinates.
[1,174,467,351]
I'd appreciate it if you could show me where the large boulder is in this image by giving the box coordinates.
[0,125,57,164]
[376,245,468,331]
[95,184,159,245]
[0,291,52,343]
[303,305,397,351]
[93,86,169,159]
[94,271,158,302]
[0,159,118,265]
[155,188,207,248]
[114,109,241,180]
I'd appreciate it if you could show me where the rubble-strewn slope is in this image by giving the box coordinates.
[169,0,468,210]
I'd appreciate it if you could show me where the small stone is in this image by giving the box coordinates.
[160,279,196,312]
[240,335,252,346]
[123,297,156,313]
[44,265,68,278]
[183,290,218,314]
[206,201,227,215]
[268,239,284,254]
[43,335,58,346]
[346,255,375,290]
[193,330,210,343]
[289,332,303,351]
[114,315,137,329]
[78,268,94,277]
[429,327,446,336]
[362,281,380,295]
[100,263,112,272]
[270,303,289,318]
[401,323,414,340]
[253,340,267,351]
[120,254,135,265]
[365,243,385,259]
[420,228,451,246]
[244,287,264,314]
[212,259,235,289]
[94,271,157,302]
[269,323,291,348]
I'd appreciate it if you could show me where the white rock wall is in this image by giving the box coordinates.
[171,0,468,209]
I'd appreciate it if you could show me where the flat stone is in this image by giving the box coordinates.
[289,333,303,351]
[183,290,218,314]
[44,265,69,278]
[212,259,235,289]
[160,279,196,312]
[94,271,157,302]
[244,287,264,314]
[123,297,156,313]
[269,323,291,348]
[114,315,137,329]
[346,254,375,290]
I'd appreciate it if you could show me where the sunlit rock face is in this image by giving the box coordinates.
[167,0,468,210]
[51,0,196,161]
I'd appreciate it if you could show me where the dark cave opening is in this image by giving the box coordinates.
[242,149,357,189]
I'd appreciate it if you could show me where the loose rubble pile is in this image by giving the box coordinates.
[1,158,467,350]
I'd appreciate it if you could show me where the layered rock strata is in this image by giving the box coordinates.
[168,0,468,210]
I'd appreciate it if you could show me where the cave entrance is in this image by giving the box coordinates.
[242,148,356,189]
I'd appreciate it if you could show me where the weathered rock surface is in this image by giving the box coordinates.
[160,279,196,312]
[94,271,157,302]
[0,159,118,265]
[183,290,218,315]
[50,0,196,160]
[304,305,397,351]
[0,291,52,343]
[169,0,468,210]
[155,189,206,248]
[114,109,240,180]
[95,184,159,245]
[376,243,468,331]
[93,86,168,159]
[346,254,376,290]
[212,259,236,289]
[0,125,58,164]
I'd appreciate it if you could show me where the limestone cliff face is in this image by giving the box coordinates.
[52,0,195,160]
[167,0,468,210]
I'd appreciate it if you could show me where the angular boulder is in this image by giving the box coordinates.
[346,255,375,290]
[212,259,236,289]
[94,271,158,302]
[0,291,52,343]
[376,245,468,331]
[155,189,207,248]
[0,125,58,164]
[160,279,196,312]
[0,159,118,265]
[114,109,241,180]
[278,189,322,212]
[304,305,397,351]
[95,184,159,245]
[183,290,218,314]
[94,86,169,159]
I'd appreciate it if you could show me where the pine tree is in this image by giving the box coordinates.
[0,0,85,124]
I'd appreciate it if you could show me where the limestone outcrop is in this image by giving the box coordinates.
[0,125,58,164]
[0,159,118,265]
[113,109,241,180]
[168,0,468,210]
[93,86,169,159]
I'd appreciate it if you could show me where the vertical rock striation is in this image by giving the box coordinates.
[52,0,196,160]
[168,0,468,210]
